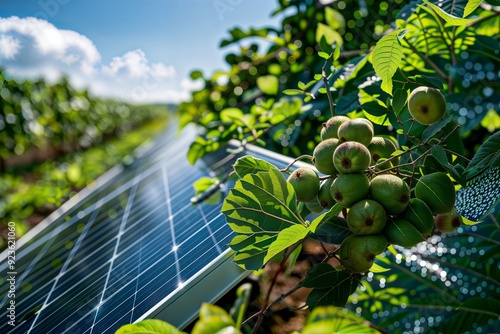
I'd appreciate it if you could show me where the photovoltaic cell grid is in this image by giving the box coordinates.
[0,126,295,334]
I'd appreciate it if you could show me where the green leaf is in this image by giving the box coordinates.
[422,116,453,142]
[466,131,500,176]
[305,271,360,309]
[408,75,444,91]
[283,89,304,96]
[230,283,252,328]
[193,304,240,334]
[455,167,500,222]
[431,145,449,167]
[370,262,390,273]
[463,0,483,17]
[303,264,343,288]
[116,319,186,334]
[257,75,279,95]
[392,88,408,114]
[192,177,222,205]
[383,218,425,248]
[287,243,302,272]
[360,100,389,117]
[264,224,308,264]
[446,163,467,188]
[333,44,341,61]
[303,306,379,334]
[309,203,343,232]
[325,7,346,30]
[316,23,343,47]
[190,70,203,80]
[220,108,244,123]
[372,29,407,95]
[187,140,206,165]
[309,213,351,245]
[233,155,279,178]
[318,51,330,59]
[222,169,304,270]
[422,0,476,25]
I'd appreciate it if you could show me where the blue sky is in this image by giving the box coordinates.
[0,0,281,103]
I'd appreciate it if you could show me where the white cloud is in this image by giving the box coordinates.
[0,16,198,104]
[0,34,21,59]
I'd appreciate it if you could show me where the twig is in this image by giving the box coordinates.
[322,53,336,117]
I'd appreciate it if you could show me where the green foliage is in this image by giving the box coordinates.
[303,264,360,308]
[0,70,164,161]
[116,319,186,334]
[175,0,500,332]
[222,167,304,270]
[372,29,407,94]
[233,156,279,178]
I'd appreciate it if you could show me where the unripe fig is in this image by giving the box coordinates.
[287,167,320,202]
[367,136,398,169]
[321,115,350,140]
[312,138,340,175]
[347,199,387,235]
[339,234,387,273]
[337,118,374,146]
[318,178,335,209]
[383,218,425,248]
[305,197,324,213]
[435,208,462,233]
[369,174,410,215]
[398,198,434,235]
[333,142,371,174]
[408,86,446,125]
[415,172,455,214]
[330,173,370,208]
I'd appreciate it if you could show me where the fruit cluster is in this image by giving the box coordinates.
[286,101,460,274]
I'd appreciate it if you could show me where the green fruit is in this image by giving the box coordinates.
[330,173,370,208]
[367,136,398,169]
[408,86,446,125]
[415,172,456,214]
[398,198,435,235]
[321,115,351,140]
[333,142,371,174]
[383,218,425,248]
[347,199,387,235]
[318,178,335,210]
[337,119,374,146]
[339,234,387,273]
[305,197,324,213]
[287,167,320,202]
[369,174,410,215]
[435,208,462,233]
[312,138,340,175]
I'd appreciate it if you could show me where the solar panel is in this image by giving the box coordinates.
[0,124,299,333]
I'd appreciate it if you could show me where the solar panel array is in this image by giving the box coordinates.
[0,125,294,334]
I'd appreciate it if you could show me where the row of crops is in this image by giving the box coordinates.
[0,68,170,248]
[0,68,165,168]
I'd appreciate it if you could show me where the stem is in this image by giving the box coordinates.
[442,148,470,163]
[250,241,303,334]
[280,155,313,173]
[322,53,336,117]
